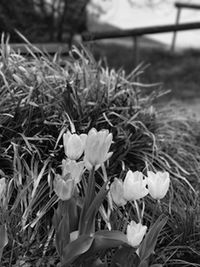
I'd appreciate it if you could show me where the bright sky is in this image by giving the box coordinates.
[88,0,200,48]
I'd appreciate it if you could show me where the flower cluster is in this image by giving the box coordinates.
[110,170,170,206]
[52,125,170,265]
[110,169,170,247]
[54,128,113,201]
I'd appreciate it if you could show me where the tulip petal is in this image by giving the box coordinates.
[80,133,87,149]
[84,128,113,169]
[123,171,148,201]
[127,221,147,247]
[110,178,127,206]
[54,175,75,201]
[147,171,170,200]
[63,131,71,156]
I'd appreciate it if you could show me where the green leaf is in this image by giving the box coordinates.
[55,212,70,257]
[79,181,108,235]
[139,215,168,262]
[110,246,140,267]
[79,168,95,234]
[61,234,94,267]
[94,230,128,250]
[80,230,129,261]
[0,224,8,261]
[67,197,79,232]
[138,260,149,267]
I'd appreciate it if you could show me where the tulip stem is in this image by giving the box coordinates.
[133,200,141,223]
[102,164,113,217]
[86,167,96,209]
[78,167,95,234]
[151,200,159,227]
[141,199,145,223]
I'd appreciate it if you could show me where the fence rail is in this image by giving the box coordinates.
[172,2,200,51]
[8,21,200,65]
[175,2,200,10]
[82,22,200,41]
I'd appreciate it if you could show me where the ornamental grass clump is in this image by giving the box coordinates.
[0,35,200,266]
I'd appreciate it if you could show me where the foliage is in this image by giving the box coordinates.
[0,0,89,42]
[0,36,200,266]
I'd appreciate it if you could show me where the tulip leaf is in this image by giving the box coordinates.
[137,260,149,267]
[53,200,78,257]
[79,168,95,234]
[139,214,168,263]
[110,246,140,267]
[0,224,8,261]
[55,212,70,257]
[79,181,108,235]
[84,230,128,258]
[61,234,94,267]
[67,197,79,232]
[94,230,128,249]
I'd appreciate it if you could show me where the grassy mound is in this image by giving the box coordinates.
[92,40,200,101]
[0,38,200,266]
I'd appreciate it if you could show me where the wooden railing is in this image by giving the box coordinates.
[175,2,200,10]
[82,22,200,41]
[171,2,200,51]
[8,19,200,66]
[10,21,200,54]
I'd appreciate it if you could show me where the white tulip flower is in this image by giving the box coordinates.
[53,173,75,201]
[54,159,85,201]
[84,128,113,170]
[147,171,170,200]
[123,170,149,201]
[110,178,127,207]
[63,131,87,160]
[127,220,147,247]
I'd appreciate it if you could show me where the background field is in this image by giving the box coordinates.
[88,37,200,119]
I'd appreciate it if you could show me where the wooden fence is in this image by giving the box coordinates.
[171,2,200,51]
[82,22,200,41]
[10,21,200,54]
[9,21,200,66]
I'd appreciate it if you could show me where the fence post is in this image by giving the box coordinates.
[133,36,139,67]
[171,7,182,52]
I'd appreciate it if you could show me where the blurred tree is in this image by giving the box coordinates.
[128,0,169,7]
[0,0,40,41]
[56,0,89,42]
[0,0,89,43]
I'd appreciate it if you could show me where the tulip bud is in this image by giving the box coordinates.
[110,178,127,206]
[147,171,170,200]
[62,159,84,184]
[84,128,113,170]
[53,174,75,201]
[63,131,87,160]
[127,221,147,247]
[123,170,149,201]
